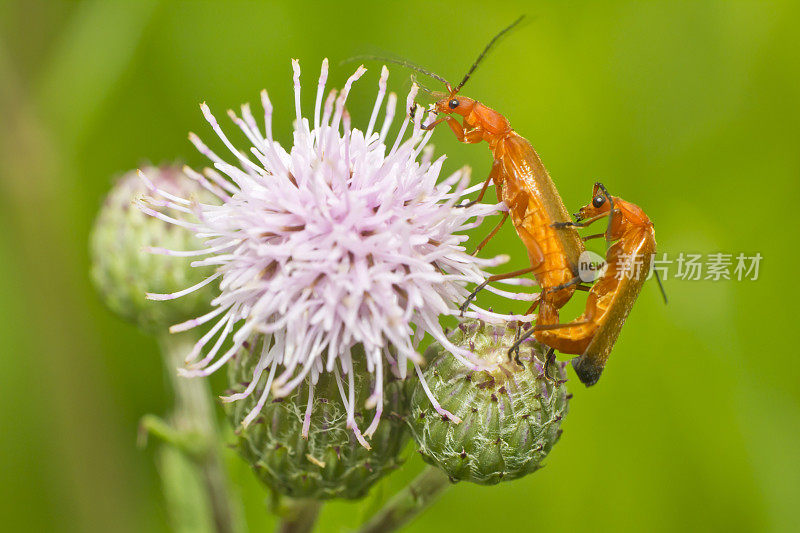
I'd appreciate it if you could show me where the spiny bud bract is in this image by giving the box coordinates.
[90,166,217,333]
[224,339,410,500]
[409,320,570,485]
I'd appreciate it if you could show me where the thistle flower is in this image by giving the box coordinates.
[140,59,507,446]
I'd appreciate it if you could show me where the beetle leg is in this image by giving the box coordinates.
[543,348,557,382]
[462,125,485,144]
[420,116,447,131]
[575,208,619,227]
[459,266,536,315]
[470,211,509,255]
[459,159,500,208]
[458,175,492,209]
[552,220,584,229]
[445,116,466,140]
[532,318,592,332]
[540,276,585,299]
[507,323,537,363]
[511,324,524,366]
[524,295,542,315]
[508,309,593,364]
[426,115,468,141]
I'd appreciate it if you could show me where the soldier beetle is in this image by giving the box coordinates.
[362,18,588,349]
[513,182,657,385]
[358,24,660,384]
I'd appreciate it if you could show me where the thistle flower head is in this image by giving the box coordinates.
[140,59,504,446]
[90,166,217,333]
[410,320,570,484]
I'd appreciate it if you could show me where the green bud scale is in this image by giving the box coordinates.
[90,166,217,333]
[224,341,410,500]
[409,320,570,485]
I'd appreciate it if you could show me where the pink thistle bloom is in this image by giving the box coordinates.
[139,59,513,447]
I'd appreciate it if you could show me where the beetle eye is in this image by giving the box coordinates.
[592,195,605,208]
[448,99,459,109]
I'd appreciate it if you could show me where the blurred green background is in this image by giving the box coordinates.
[1,0,798,531]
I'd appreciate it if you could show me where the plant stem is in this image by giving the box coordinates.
[157,332,241,533]
[155,443,214,533]
[276,499,322,533]
[357,466,451,533]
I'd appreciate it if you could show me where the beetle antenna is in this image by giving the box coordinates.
[455,15,526,93]
[345,55,452,92]
[411,75,436,97]
[594,182,616,245]
[654,270,668,304]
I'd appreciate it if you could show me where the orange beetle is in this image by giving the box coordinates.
[515,182,657,385]
[409,18,587,342]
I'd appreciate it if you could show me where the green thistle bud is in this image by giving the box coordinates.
[224,340,410,500]
[89,166,217,333]
[409,320,570,485]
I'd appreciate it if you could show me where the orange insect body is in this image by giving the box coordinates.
[426,95,585,318]
[533,183,656,385]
